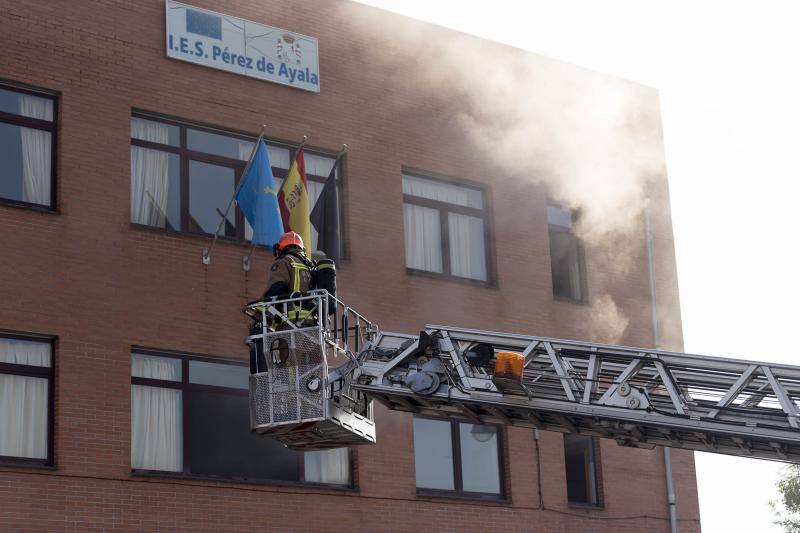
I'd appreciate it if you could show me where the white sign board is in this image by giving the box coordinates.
[165,1,320,93]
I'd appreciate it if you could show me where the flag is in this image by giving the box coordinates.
[278,148,311,249]
[310,162,340,263]
[235,138,284,247]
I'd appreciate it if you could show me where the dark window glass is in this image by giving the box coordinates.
[187,390,300,480]
[563,434,600,505]
[130,352,351,486]
[130,113,342,253]
[0,88,53,120]
[187,128,252,161]
[402,174,490,282]
[188,160,236,236]
[0,334,54,466]
[412,417,504,498]
[188,359,248,388]
[0,122,25,201]
[548,205,585,301]
[0,85,56,209]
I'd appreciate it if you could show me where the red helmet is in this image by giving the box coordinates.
[276,231,305,254]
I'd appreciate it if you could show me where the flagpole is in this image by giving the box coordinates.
[203,125,266,265]
[296,134,310,152]
[242,134,311,271]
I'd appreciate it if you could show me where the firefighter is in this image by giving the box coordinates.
[250,231,316,372]
[263,230,314,306]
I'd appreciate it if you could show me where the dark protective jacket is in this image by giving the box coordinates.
[263,251,314,299]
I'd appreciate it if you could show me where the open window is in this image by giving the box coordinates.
[548,204,586,301]
[563,434,601,506]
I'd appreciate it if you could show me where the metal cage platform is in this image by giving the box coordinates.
[244,291,378,450]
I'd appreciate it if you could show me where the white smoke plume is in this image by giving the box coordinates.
[338,4,672,344]
[341,5,667,244]
[588,294,631,344]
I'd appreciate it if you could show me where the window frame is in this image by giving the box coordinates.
[547,203,588,303]
[129,347,354,489]
[0,330,56,468]
[413,415,507,501]
[402,168,495,285]
[0,82,58,212]
[562,433,603,508]
[129,111,344,249]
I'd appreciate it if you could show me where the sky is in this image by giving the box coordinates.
[353,1,800,531]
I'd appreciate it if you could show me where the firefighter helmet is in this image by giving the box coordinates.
[275,231,305,254]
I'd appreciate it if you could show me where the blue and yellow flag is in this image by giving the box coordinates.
[236,139,284,247]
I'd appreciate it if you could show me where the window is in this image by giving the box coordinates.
[402,173,489,282]
[548,204,585,301]
[130,113,341,253]
[0,84,56,209]
[130,350,350,486]
[0,334,54,466]
[412,417,504,499]
[563,434,601,506]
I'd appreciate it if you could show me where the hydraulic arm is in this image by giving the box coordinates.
[245,292,800,462]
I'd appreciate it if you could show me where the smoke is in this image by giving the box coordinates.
[341,5,666,244]
[340,4,668,343]
[588,294,630,344]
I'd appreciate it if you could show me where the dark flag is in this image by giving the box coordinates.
[310,163,340,263]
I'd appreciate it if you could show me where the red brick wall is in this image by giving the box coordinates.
[0,0,699,531]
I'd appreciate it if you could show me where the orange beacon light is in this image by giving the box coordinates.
[494,351,525,383]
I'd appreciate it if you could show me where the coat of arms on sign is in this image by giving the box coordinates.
[276,33,302,64]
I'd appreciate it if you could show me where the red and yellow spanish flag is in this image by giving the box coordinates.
[278,148,311,248]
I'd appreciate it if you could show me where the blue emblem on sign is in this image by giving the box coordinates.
[186,9,221,40]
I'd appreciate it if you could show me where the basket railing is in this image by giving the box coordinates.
[243,290,379,369]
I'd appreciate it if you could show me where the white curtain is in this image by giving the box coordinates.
[304,153,335,177]
[131,354,182,471]
[402,174,482,208]
[403,175,486,276]
[19,96,53,206]
[0,338,51,459]
[404,204,442,273]
[237,140,255,162]
[304,448,350,485]
[449,213,487,281]
[267,145,291,170]
[0,338,51,366]
[131,118,170,226]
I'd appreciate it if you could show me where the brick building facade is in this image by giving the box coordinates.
[0,0,700,531]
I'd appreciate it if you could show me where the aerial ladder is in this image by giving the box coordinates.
[244,290,800,462]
